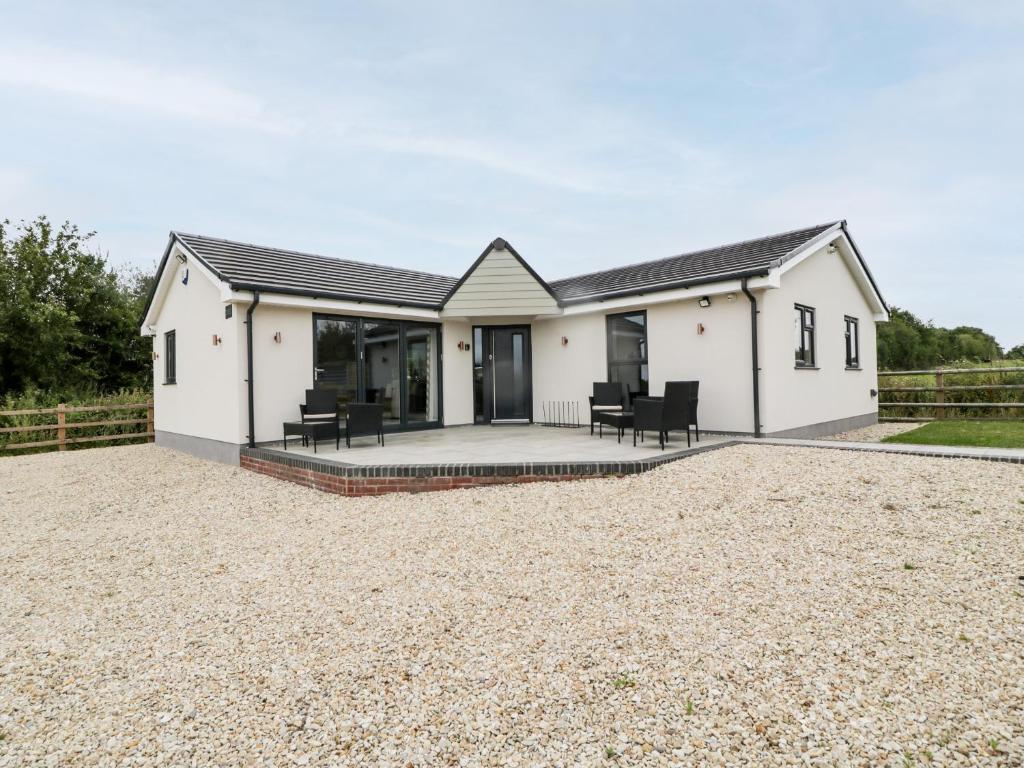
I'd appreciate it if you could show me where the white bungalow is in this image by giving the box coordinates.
[141,221,888,464]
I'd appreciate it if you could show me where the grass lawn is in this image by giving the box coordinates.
[882,420,1024,449]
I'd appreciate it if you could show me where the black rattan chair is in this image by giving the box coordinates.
[632,381,692,449]
[679,380,699,441]
[588,382,624,435]
[300,389,339,424]
[285,389,340,451]
[345,403,385,448]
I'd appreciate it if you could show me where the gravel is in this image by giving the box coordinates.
[1,443,1022,766]
[822,422,926,442]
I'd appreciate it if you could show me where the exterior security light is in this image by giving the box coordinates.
[175,252,187,264]
[698,296,711,308]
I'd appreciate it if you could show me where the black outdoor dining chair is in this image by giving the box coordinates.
[345,403,385,448]
[300,389,339,424]
[632,381,693,449]
[588,381,624,435]
[283,389,340,452]
[679,380,700,441]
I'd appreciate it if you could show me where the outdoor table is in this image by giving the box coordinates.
[596,411,633,443]
[282,420,339,453]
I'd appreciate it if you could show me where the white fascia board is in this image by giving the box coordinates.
[558,275,775,317]
[140,240,231,333]
[228,290,442,320]
[775,228,888,319]
[771,222,843,275]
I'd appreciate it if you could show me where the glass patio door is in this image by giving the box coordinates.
[313,315,441,429]
[405,325,439,423]
[313,317,359,407]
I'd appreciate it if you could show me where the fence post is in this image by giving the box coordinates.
[934,371,944,420]
[57,403,67,450]
[147,402,155,442]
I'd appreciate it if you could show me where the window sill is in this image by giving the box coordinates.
[163,381,177,386]
[845,366,862,371]
[794,365,819,370]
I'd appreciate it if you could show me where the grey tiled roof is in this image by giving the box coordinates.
[549,222,840,303]
[173,232,459,308]
[168,222,842,310]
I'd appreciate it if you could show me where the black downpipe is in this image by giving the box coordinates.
[245,291,260,447]
[741,278,762,438]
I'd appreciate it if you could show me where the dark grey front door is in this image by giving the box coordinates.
[490,327,531,422]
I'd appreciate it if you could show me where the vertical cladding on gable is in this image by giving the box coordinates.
[443,250,560,315]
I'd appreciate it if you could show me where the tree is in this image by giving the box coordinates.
[0,216,152,397]
[1006,344,1024,361]
[876,307,1004,370]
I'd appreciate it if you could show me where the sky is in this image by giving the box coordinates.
[1,0,1022,346]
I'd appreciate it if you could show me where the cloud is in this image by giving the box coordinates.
[354,131,627,195]
[0,44,299,133]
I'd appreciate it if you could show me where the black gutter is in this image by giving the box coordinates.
[556,267,771,307]
[741,277,762,438]
[245,291,260,448]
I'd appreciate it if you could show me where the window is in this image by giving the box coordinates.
[164,330,177,384]
[845,316,860,368]
[472,327,485,423]
[794,305,815,367]
[606,311,648,397]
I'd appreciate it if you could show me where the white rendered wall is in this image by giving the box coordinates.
[531,312,607,410]
[760,245,878,433]
[151,257,241,443]
[442,319,474,425]
[247,304,316,444]
[531,295,758,433]
[647,295,757,434]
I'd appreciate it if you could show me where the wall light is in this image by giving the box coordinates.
[175,252,187,264]
[698,296,711,308]
[212,335,222,346]
[273,331,282,343]
[561,336,569,346]
[697,323,705,335]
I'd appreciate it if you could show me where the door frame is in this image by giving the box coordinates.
[312,313,444,432]
[473,324,533,424]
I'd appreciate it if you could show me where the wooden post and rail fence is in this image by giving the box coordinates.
[0,402,154,452]
[878,366,1024,422]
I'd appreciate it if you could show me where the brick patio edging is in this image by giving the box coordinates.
[240,437,1022,497]
[239,440,738,496]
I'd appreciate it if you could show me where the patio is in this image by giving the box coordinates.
[273,424,730,465]
[243,425,734,495]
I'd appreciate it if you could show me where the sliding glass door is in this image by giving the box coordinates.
[405,325,439,423]
[363,320,402,426]
[313,314,442,429]
[313,317,359,406]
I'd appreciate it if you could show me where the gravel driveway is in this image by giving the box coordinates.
[1,444,1022,766]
